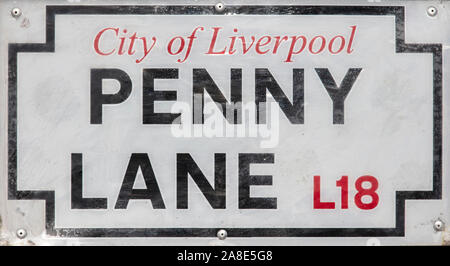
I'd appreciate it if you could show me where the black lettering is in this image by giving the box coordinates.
[143,68,181,124]
[115,153,165,209]
[193,69,242,124]
[90,68,132,124]
[255,68,304,124]
[315,68,362,124]
[71,153,107,209]
[239,153,277,209]
[177,153,226,209]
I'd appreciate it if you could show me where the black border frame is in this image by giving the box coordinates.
[7,5,442,238]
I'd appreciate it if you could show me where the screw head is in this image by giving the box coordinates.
[427,6,437,17]
[217,229,227,240]
[434,219,444,231]
[11,7,22,18]
[215,3,225,13]
[16,228,27,239]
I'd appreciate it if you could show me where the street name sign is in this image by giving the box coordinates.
[0,0,449,245]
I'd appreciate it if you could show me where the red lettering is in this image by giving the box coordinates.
[347,25,357,54]
[128,33,138,55]
[309,35,326,54]
[336,176,348,209]
[354,175,379,210]
[285,36,307,62]
[255,36,271,54]
[118,29,127,55]
[136,37,157,63]
[178,26,204,63]
[273,36,288,54]
[93,27,118,56]
[206,27,226,55]
[313,176,335,209]
[328,35,345,54]
[167,36,185,55]
[240,36,256,54]
[228,28,239,55]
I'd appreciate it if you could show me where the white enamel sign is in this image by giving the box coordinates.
[1,0,449,245]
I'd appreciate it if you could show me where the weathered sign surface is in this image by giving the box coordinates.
[0,0,449,245]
